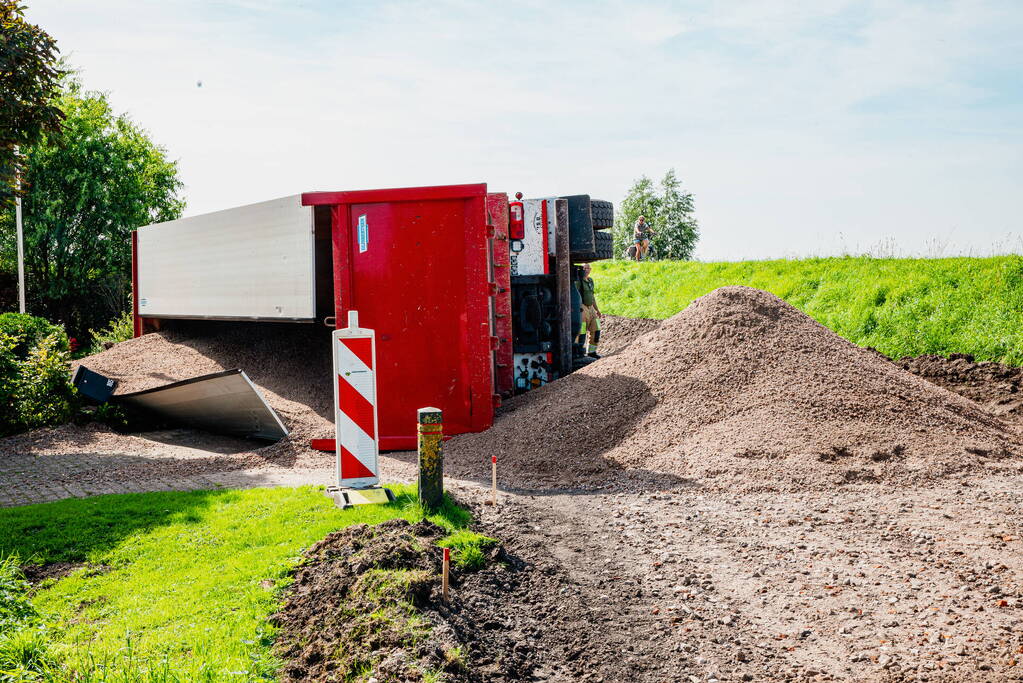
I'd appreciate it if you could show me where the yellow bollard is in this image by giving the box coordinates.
[417,407,444,510]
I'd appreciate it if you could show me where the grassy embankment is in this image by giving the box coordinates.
[593,255,1023,365]
[0,485,491,681]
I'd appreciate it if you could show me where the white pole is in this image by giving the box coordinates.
[14,146,25,313]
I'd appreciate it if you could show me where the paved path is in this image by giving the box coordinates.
[0,429,334,508]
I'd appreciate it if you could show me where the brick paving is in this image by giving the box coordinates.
[0,434,333,508]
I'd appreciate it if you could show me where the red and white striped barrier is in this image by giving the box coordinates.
[332,311,380,488]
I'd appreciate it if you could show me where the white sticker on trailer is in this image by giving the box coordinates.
[358,214,369,253]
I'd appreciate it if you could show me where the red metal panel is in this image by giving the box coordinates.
[487,193,514,397]
[321,184,495,450]
[303,183,487,207]
[131,231,142,338]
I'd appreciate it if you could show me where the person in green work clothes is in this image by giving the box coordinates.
[578,263,602,358]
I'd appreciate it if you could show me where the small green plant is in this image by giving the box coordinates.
[17,333,75,430]
[88,309,134,354]
[0,554,57,679]
[436,529,498,569]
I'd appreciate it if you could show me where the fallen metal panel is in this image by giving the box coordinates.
[136,194,315,320]
[115,369,289,441]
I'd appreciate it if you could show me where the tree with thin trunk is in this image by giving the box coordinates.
[0,1,64,208]
[0,78,184,336]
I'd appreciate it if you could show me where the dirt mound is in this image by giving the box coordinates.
[445,286,1022,491]
[271,519,453,682]
[271,518,541,683]
[898,353,1023,423]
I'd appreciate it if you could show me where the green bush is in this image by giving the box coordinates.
[0,333,18,436]
[0,312,67,358]
[0,313,75,437]
[17,334,75,430]
[87,309,134,354]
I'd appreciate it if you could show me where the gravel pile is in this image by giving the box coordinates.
[445,286,1022,491]
[596,315,661,356]
[75,320,336,445]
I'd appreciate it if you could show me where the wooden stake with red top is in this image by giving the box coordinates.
[442,547,450,602]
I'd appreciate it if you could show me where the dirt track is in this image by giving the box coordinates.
[449,472,1023,682]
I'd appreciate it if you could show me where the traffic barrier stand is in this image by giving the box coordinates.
[326,310,394,509]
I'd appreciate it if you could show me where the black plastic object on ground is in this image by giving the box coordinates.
[72,366,118,402]
[114,368,289,441]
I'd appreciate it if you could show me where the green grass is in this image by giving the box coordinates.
[0,485,490,681]
[593,255,1023,365]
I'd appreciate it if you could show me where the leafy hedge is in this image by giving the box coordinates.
[0,312,75,437]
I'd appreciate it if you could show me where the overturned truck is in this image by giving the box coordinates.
[131,184,613,449]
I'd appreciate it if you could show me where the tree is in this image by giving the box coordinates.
[654,169,699,260]
[0,79,185,336]
[1,1,64,208]
[613,169,700,260]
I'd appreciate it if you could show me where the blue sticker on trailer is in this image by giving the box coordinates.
[358,214,368,253]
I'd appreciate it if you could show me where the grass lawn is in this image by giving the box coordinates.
[593,255,1023,364]
[0,485,485,681]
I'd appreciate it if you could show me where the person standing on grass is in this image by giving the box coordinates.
[633,215,654,261]
[578,263,602,358]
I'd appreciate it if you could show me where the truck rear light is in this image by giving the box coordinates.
[509,201,525,240]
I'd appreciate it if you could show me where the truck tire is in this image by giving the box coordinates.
[572,230,614,263]
[591,200,614,229]
[593,230,613,259]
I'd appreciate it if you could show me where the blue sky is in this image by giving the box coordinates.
[30,0,1023,259]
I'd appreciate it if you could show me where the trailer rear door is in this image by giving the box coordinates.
[303,185,495,450]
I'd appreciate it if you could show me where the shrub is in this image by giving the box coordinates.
[0,313,76,437]
[88,309,134,354]
[0,312,67,358]
[17,333,75,430]
[0,333,18,436]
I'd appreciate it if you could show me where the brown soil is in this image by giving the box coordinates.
[444,286,1023,492]
[20,561,94,584]
[271,519,456,682]
[597,314,661,356]
[270,510,674,683]
[897,354,1023,424]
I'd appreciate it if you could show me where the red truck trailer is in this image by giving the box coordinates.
[132,183,613,449]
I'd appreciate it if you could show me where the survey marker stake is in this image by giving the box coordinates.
[485,454,498,506]
[442,547,451,602]
[326,310,394,509]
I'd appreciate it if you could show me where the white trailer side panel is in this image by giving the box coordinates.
[137,195,316,320]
